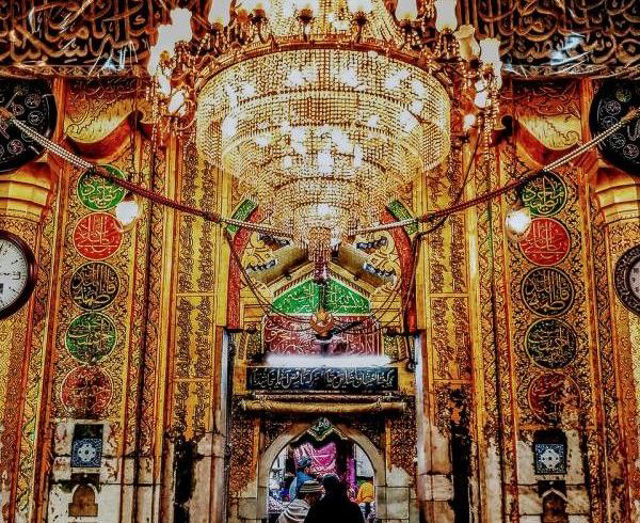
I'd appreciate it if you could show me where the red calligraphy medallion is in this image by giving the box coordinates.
[73,212,123,260]
[61,365,113,417]
[519,218,570,266]
[528,372,580,424]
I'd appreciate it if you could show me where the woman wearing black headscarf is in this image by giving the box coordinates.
[304,475,365,523]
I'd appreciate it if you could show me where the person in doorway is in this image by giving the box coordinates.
[289,456,315,500]
[304,474,365,523]
[277,480,323,523]
[356,478,375,519]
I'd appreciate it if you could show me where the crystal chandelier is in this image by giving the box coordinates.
[147,0,502,276]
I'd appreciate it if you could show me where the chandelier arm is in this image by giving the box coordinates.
[223,228,316,330]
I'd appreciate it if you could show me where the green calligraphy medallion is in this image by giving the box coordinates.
[77,165,126,211]
[521,172,567,217]
[66,312,117,363]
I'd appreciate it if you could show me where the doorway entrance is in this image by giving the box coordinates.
[267,431,376,522]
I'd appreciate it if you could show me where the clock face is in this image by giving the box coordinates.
[589,80,640,175]
[0,231,36,319]
[615,245,640,316]
[0,80,57,174]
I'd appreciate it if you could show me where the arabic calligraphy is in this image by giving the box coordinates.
[247,366,398,391]
[591,80,640,175]
[61,365,113,418]
[70,262,119,311]
[65,312,116,363]
[272,279,371,315]
[525,319,577,369]
[521,172,566,217]
[77,165,126,211]
[528,373,580,425]
[0,80,56,174]
[265,315,380,355]
[73,212,122,260]
[519,218,570,266]
[521,268,574,316]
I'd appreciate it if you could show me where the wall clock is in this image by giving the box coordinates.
[589,80,640,175]
[0,230,37,320]
[614,245,640,316]
[0,79,57,174]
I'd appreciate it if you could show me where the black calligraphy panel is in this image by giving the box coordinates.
[70,262,119,311]
[0,80,57,174]
[521,268,574,317]
[590,80,640,176]
[247,366,398,392]
[525,319,577,370]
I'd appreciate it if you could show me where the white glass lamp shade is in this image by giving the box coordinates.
[454,24,480,61]
[396,0,418,20]
[208,0,231,24]
[435,0,458,31]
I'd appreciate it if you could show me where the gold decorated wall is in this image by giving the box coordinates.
[0,74,639,523]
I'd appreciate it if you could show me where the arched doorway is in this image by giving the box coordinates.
[266,421,377,521]
[234,419,412,523]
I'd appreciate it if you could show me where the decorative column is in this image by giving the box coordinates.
[592,162,640,521]
[0,84,61,522]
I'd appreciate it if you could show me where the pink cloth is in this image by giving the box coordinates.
[293,442,337,476]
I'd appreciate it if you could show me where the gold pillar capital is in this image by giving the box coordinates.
[592,160,640,225]
[0,158,57,224]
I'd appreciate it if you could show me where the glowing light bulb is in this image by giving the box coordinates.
[395,0,418,20]
[435,0,458,32]
[116,193,140,229]
[168,89,187,115]
[409,100,423,115]
[366,114,380,128]
[347,0,373,13]
[463,113,476,131]
[337,67,359,87]
[170,8,194,43]
[480,37,501,65]
[505,205,531,237]
[157,73,172,96]
[222,115,237,138]
[288,68,305,86]
[208,0,231,24]
[398,110,418,132]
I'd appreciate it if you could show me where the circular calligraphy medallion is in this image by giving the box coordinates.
[521,267,574,316]
[519,218,571,266]
[0,80,57,174]
[525,319,577,369]
[589,80,640,175]
[65,312,117,363]
[73,213,123,260]
[61,366,113,418]
[77,165,126,211]
[614,244,640,316]
[70,262,119,311]
[520,172,567,217]
[528,373,581,425]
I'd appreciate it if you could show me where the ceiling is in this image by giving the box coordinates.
[0,0,637,77]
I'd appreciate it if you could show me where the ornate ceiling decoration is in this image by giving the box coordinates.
[0,0,637,76]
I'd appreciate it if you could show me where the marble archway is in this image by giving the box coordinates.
[231,419,414,522]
